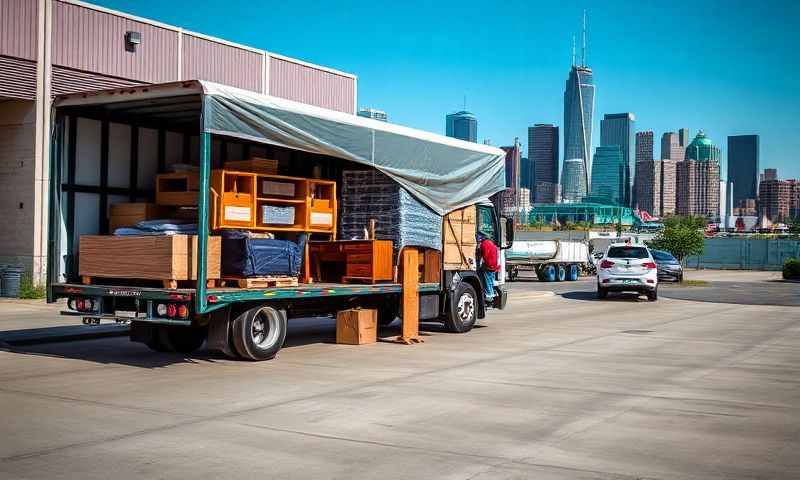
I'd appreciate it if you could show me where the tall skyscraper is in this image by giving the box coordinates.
[520,157,530,191]
[446,111,477,142]
[636,160,662,216]
[562,159,587,202]
[757,169,800,222]
[727,135,760,205]
[590,145,625,205]
[632,130,653,208]
[676,131,721,218]
[357,108,388,122]
[600,113,636,206]
[678,128,689,148]
[501,139,522,191]
[660,131,685,216]
[529,124,559,203]
[561,14,594,202]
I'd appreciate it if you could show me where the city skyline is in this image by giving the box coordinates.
[89,0,800,178]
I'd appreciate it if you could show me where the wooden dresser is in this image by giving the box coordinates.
[309,240,394,284]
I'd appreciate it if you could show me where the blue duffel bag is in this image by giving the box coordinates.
[222,230,306,277]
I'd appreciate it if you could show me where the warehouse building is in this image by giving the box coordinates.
[0,0,358,283]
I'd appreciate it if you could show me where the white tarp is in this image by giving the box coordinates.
[200,82,506,215]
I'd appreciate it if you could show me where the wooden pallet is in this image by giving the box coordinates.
[81,275,220,289]
[222,276,299,288]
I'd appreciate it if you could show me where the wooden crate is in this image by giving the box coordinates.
[108,203,174,231]
[156,172,200,206]
[443,205,477,270]
[224,157,279,175]
[79,235,221,283]
[336,308,377,345]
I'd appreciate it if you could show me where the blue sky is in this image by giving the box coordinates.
[95,0,800,178]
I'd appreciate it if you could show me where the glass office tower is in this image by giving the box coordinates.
[445,111,478,143]
[561,65,595,201]
[590,145,625,205]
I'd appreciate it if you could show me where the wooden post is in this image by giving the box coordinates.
[396,247,423,344]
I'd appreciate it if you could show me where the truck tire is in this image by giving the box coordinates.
[444,282,478,333]
[597,285,608,299]
[164,326,207,354]
[556,265,566,282]
[567,264,579,281]
[541,264,556,282]
[231,305,287,361]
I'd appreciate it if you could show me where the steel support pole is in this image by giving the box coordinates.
[196,132,211,313]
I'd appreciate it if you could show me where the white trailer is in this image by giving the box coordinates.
[506,240,589,282]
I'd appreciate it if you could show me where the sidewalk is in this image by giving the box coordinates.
[0,298,128,346]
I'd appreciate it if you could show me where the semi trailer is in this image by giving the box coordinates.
[505,240,589,282]
[46,80,513,361]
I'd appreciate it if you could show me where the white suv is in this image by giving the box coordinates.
[596,243,658,301]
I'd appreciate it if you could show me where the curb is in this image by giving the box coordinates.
[0,324,129,346]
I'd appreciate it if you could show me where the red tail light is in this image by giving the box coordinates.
[76,298,86,311]
[177,305,189,318]
[166,303,177,318]
[600,260,615,269]
[644,262,657,269]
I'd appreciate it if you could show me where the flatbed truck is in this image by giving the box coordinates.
[47,81,513,360]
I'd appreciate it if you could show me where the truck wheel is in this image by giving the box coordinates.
[232,305,287,361]
[164,326,207,354]
[556,265,566,282]
[566,264,577,281]
[597,284,608,299]
[378,297,400,326]
[444,282,477,333]
[541,265,556,282]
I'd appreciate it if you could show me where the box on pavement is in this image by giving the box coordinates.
[336,308,377,345]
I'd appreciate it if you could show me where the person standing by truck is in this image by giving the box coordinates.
[478,233,500,302]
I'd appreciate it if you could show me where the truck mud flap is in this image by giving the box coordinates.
[206,307,235,358]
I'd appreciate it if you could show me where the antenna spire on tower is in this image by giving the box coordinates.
[581,10,587,67]
[571,35,576,66]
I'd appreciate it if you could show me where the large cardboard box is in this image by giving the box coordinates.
[336,308,377,345]
[108,203,173,231]
[79,235,221,281]
[443,205,477,270]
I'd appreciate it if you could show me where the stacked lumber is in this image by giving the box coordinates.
[443,205,477,270]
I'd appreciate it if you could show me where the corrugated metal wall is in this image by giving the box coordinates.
[182,34,262,92]
[269,56,355,114]
[686,238,800,271]
[51,0,179,84]
[0,0,37,61]
[0,56,37,100]
[51,65,142,96]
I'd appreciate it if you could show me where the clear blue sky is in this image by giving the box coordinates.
[95,0,800,178]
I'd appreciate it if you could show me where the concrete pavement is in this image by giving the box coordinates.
[0,277,798,479]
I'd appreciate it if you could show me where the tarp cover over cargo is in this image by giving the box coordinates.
[54,80,507,215]
[201,82,506,215]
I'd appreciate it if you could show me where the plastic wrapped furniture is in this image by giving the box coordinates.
[340,170,442,253]
[221,230,306,277]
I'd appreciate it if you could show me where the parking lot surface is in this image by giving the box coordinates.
[0,272,798,479]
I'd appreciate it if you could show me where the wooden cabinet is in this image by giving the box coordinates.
[309,240,393,284]
[210,170,336,235]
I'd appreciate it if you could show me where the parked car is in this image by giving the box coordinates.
[596,243,658,301]
[651,249,683,282]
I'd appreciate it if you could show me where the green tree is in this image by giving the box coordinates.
[647,216,706,263]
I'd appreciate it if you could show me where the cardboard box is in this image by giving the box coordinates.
[108,203,173,231]
[262,180,296,197]
[79,235,221,281]
[443,205,477,270]
[336,308,377,345]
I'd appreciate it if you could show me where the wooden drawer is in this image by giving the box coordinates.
[343,242,371,253]
[346,263,372,278]
[346,253,372,264]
